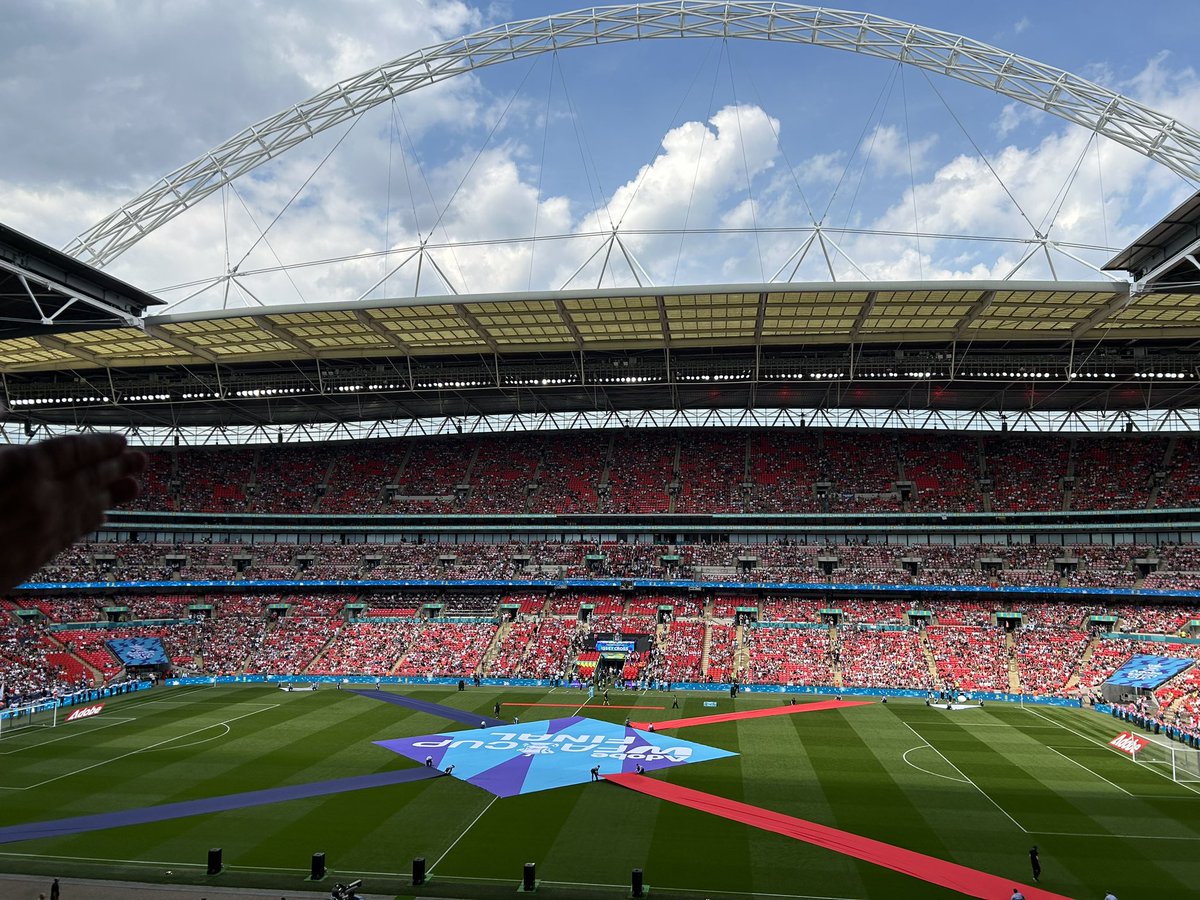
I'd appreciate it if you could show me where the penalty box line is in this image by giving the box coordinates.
[1023,707,1200,798]
[0,704,279,792]
[0,717,138,758]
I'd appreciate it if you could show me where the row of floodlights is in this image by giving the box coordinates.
[506,377,576,386]
[9,396,109,406]
[10,368,1197,407]
[237,387,307,397]
[967,371,1054,379]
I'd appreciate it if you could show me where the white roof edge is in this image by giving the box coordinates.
[145,280,1129,326]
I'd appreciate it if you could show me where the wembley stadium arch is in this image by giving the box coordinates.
[4,3,1200,444]
[65,1,1200,268]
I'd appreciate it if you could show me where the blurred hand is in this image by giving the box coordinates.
[0,433,145,592]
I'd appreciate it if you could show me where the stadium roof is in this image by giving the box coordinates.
[2,280,1199,374]
[1104,190,1200,291]
[0,224,162,342]
[4,277,1200,431]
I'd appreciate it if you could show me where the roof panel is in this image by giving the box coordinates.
[1,283,1189,372]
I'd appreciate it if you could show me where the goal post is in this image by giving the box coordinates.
[1167,745,1200,784]
[1112,732,1200,783]
[0,698,59,737]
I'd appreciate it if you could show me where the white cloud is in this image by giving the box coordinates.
[826,56,1200,282]
[1014,17,1031,35]
[558,104,782,287]
[0,1,485,248]
[863,124,938,177]
[995,102,1041,137]
[5,5,1200,306]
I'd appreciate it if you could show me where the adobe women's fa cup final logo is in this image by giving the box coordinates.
[375,716,735,797]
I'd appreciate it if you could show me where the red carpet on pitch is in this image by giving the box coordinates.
[605,773,1070,900]
[631,698,872,730]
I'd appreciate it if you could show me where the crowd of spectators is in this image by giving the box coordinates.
[745,627,835,685]
[527,433,606,514]
[838,627,932,689]
[903,434,983,513]
[1012,626,1090,694]
[463,434,541,514]
[241,597,344,674]
[29,536,1200,593]
[387,437,468,512]
[925,626,1009,691]
[1071,437,1165,511]
[7,589,1200,699]
[745,432,822,513]
[320,442,406,513]
[99,429,1200,519]
[251,446,338,514]
[603,430,673,514]
[0,621,90,702]
[393,622,498,677]
[822,432,902,512]
[675,432,744,513]
[310,622,413,675]
[648,621,706,682]
[705,623,736,682]
[1156,437,1200,509]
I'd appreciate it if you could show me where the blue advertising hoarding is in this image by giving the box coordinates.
[1105,654,1195,689]
[106,636,169,666]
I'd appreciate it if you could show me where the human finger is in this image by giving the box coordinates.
[108,474,142,506]
[73,447,144,498]
[39,433,128,476]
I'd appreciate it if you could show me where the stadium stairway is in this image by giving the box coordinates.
[830,623,844,688]
[300,629,343,674]
[918,631,940,683]
[387,645,413,676]
[1062,437,1078,511]
[43,632,101,685]
[1005,632,1020,692]
[479,622,511,673]
[733,624,750,678]
[976,439,993,513]
[44,650,95,686]
[522,453,544,513]
[596,432,615,512]
[384,442,415,497]
[456,442,483,509]
[1064,633,1102,692]
[311,456,340,513]
[699,621,713,676]
[1148,435,1179,509]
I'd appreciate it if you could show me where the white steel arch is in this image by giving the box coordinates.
[65,1,1200,268]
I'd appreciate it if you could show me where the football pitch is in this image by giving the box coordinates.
[0,684,1196,899]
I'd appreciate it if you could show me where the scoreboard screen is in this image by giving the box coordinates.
[595,640,636,653]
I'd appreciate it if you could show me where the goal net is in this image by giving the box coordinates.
[1127,737,1200,783]
[0,698,60,739]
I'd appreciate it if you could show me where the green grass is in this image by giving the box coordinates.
[0,684,1197,899]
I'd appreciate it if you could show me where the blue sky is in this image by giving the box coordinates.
[2,1,1198,309]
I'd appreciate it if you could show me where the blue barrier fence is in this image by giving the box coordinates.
[0,679,154,721]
